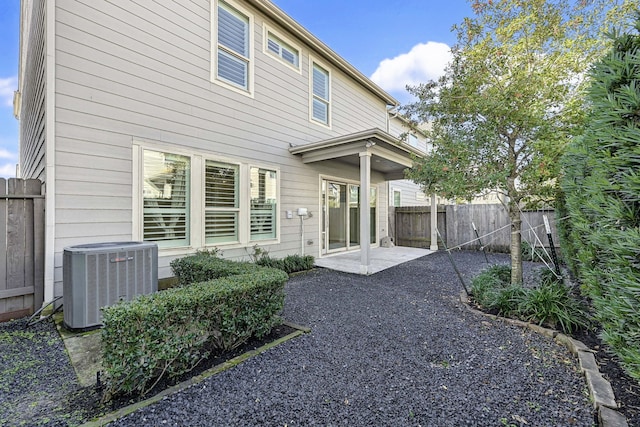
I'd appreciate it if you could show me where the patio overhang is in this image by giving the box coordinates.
[289,128,421,181]
[289,128,422,275]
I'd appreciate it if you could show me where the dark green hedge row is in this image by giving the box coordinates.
[170,251,263,286]
[101,267,288,399]
[255,254,315,274]
[559,20,640,379]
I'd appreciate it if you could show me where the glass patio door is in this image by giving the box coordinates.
[322,180,377,254]
[323,181,348,251]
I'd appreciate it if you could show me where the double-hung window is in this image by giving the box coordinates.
[205,161,239,244]
[311,62,330,125]
[250,167,277,241]
[216,2,250,90]
[142,150,191,248]
[266,31,299,69]
[138,146,279,249]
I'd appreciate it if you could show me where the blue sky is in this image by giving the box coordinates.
[0,0,472,178]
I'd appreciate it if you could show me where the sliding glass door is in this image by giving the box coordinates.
[322,180,376,254]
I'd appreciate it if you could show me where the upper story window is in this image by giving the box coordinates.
[215,1,252,92]
[266,30,300,69]
[408,134,419,149]
[311,61,330,126]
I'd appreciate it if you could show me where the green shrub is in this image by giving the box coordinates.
[486,284,528,317]
[255,254,315,274]
[471,265,586,334]
[517,282,587,334]
[170,251,262,286]
[470,264,511,308]
[101,267,288,399]
[559,18,640,378]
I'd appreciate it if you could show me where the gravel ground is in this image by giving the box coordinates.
[0,317,86,427]
[108,251,594,427]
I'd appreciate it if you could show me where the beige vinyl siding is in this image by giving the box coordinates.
[52,0,392,282]
[19,0,46,181]
[387,116,430,207]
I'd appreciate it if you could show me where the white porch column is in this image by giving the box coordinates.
[359,151,372,274]
[430,194,438,251]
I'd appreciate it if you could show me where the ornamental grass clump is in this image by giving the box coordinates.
[470,265,587,334]
[470,264,512,309]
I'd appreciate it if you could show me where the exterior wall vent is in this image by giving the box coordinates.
[63,241,158,331]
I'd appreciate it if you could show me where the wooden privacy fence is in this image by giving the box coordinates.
[0,179,45,322]
[392,204,559,253]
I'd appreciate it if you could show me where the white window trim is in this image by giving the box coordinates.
[392,188,402,207]
[132,142,280,255]
[309,56,331,129]
[211,0,255,98]
[263,24,301,73]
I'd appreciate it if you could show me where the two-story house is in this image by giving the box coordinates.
[15,0,427,303]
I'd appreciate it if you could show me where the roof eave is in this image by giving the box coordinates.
[289,128,425,159]
[249,0,399,107]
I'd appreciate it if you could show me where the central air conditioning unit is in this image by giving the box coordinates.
[63,241,158,331]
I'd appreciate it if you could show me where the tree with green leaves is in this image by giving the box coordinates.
[404,0,634,284]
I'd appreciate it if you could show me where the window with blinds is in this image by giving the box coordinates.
[205,161,239,244]
[250,167,277,241]
[312,63,330,125]
[143,150,190,247]
[217,2,250,90]
[267,32,299,69]
[393,190,401,207]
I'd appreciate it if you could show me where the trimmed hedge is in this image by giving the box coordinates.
[170,252,262,286]
[255,254,315,274]
[101,267,288,399]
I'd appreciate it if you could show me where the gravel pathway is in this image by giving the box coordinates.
[0,317,85,427]
[109,251,594,427]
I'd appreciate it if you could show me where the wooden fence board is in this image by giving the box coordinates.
[393,204,559,253]
[0,179,44,321]
[0,178,6,317]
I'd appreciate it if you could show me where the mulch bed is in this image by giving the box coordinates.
[572,328,640,425]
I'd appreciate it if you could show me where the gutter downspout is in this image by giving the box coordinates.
[44,0,56,303]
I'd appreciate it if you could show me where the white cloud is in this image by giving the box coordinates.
[0,163,16,179]
[371,42,452,93]
[0,76,18,108]
[0,148,15,160]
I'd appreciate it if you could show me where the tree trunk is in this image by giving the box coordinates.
[509,207,523,285]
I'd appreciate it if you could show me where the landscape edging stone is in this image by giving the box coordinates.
[459,291,628,427]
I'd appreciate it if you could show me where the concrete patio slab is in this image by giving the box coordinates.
[313,246,434,274]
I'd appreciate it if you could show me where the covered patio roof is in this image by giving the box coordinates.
[289,128,432,275]
[289,128,423,181]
